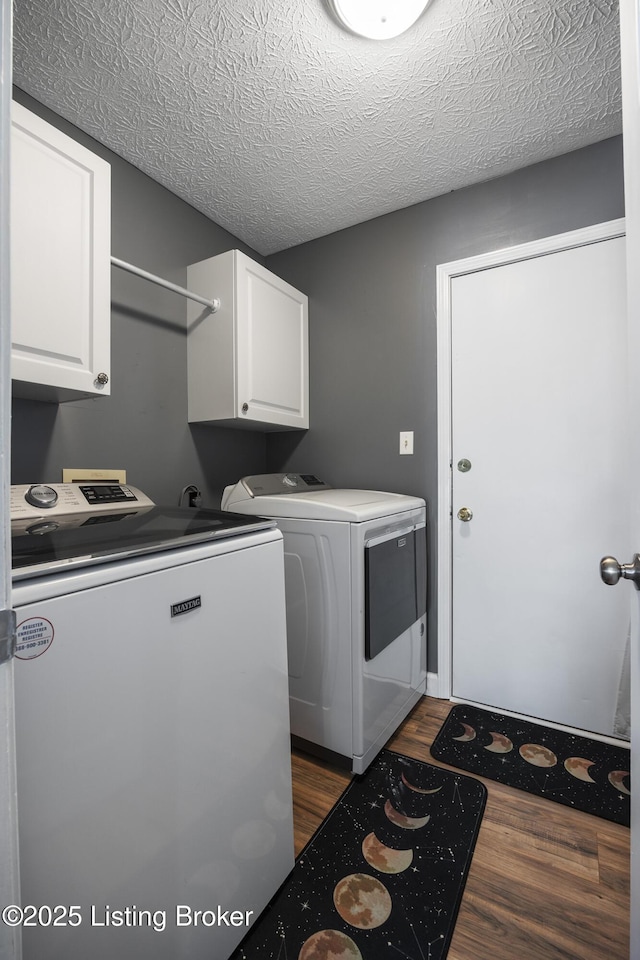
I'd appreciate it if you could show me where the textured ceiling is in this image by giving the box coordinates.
[13,0,621,255]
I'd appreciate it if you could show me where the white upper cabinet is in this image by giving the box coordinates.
[187,249,309,430]
[11,102,111,402]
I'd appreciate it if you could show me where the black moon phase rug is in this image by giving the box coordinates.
[431,704,630,827]
[230,750,486,960]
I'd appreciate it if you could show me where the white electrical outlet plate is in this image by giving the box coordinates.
[399,431,414,455]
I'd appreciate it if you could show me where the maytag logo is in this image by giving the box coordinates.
[171,596,202,617]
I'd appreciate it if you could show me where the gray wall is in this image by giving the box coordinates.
[11,89,268,507]
[264,137,625,667]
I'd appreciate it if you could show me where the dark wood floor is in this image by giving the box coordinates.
[291,696,630,960]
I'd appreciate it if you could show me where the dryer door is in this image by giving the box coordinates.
[365,524,426,660]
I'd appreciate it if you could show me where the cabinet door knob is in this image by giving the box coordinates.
[96,372,109,385]
[241,402,249,414]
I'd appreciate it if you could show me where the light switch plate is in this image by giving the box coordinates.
[399,431,414,455]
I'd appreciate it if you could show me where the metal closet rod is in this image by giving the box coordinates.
[110,256,220,313]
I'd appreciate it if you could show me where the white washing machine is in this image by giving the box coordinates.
[11,482,294,960]
[222,473,427,774]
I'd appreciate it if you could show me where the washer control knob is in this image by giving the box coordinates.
[25,484,58,509]
[26,520,60,535]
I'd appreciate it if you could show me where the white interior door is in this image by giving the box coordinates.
[449,225,629,738]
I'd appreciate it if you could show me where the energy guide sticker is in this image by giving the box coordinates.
[16,617,54,660]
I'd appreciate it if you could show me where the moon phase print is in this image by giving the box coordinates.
[231,751,486,960]
[431,704,631,826]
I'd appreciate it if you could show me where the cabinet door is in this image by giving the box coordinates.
[11,102,111,402]
[236,252,309,429]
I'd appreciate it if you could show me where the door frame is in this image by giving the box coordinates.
[435,217,626,702]
[0,0,21,957]
[619,1,640,950]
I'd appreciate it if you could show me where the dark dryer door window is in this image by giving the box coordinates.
[365,526,426,660]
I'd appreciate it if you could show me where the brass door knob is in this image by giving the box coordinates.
[457,506,473,522]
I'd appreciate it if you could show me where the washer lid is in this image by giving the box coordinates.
[11,505,276,579]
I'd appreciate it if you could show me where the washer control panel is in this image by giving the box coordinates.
[11,483,155,520]
[238,473,331,498]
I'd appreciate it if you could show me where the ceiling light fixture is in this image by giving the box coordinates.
[328,0,431,40]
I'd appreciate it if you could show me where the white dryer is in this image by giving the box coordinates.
[222,473,427,773]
